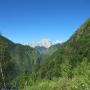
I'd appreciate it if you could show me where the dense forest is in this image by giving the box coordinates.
[0,18,90,90]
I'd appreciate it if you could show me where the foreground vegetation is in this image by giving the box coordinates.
[22,59,90,90]
[25,77,90,90]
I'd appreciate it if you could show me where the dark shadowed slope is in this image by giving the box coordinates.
[0,35,40,88]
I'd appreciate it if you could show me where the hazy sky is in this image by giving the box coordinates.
[0,0,90,43]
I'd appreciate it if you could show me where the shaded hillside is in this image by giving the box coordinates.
[0,35,40,88]
[11,44,40,73]
[35,44,60,61]
[0,36,16,88]
[35,46,47,54]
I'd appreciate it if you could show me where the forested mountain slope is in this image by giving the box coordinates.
[35,44,60,61]
[35,18,90,79]
[0,35,40,88]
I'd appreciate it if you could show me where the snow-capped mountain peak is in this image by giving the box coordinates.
[30,39,62,48]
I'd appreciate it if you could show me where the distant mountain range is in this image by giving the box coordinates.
[30,39,62,48]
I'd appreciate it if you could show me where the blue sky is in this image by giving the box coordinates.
[0,0,90,44]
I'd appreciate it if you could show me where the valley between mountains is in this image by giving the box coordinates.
[0,18,90,90]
